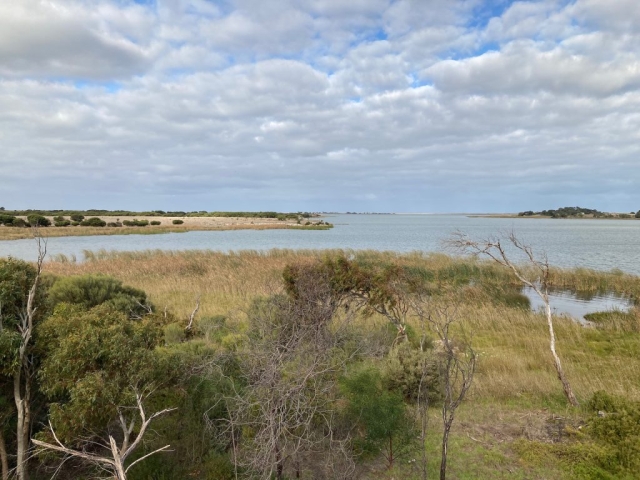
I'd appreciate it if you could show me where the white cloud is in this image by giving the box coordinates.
[1,0,640,212]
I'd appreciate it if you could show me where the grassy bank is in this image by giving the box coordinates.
[39,249,640,478]
[0,223,332,241]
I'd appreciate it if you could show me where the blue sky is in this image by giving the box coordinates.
[1,0,640,213]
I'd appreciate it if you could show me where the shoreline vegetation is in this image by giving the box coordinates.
[0,209,333,240]
[32,249,640,479]
[471,206,640,219]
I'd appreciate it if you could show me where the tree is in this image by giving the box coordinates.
[410,298,476,480]
[448,231,578,406]
[0,239,47,480]
[33,391,175,480]
[341,368,414,469]
[25,214,50,227]
[222,267,358,480]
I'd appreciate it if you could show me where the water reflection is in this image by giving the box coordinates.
[521,286,633,325]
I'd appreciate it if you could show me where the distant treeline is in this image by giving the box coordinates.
[518,206,640,218]
[0,208,312,220]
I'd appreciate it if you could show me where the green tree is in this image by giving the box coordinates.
[0,252,48,480]
[35,303,175,479]
[25,214,50,227]
[341,367,414,469]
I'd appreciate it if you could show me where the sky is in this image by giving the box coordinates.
[1,0,639,213]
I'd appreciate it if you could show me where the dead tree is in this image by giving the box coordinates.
[447,231,579,407]
[13,233,47,480]
[411,297,476,480]
[32,391,176,480]
[218,269,358,480]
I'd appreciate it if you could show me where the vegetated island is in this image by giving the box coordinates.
[472,206,640,219]
[0,208,332,241]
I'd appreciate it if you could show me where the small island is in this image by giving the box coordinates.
[472,206,640,219]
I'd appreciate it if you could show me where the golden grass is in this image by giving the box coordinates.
[42,249,640,406]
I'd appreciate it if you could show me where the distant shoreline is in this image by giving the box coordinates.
[0,215,332,241]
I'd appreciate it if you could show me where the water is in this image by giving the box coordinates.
[521,286,634,324]
[2,214,640,275]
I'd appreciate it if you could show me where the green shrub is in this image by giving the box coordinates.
[384,342,441,402]
[106,222,122,227]
[48,274,150,316]
[71,221,80,226]
[150,220,161,225]
[54,220,71,227]
[586,391,640,474]
[26,214,51,227]
[70,214,85,222]
[172,219,184,225]
[80,217,107,227]
[12,218,27,227]
[53,215,65,222]
[122,219,149,227]
[0,214,16,225]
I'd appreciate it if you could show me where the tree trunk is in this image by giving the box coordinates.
[14,374,30,480]
[440,414,452,480]
[0,429,9,480]
[545,303,579,406]
[275,443,283,480]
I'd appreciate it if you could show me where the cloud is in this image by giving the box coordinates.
[0,0,640,212]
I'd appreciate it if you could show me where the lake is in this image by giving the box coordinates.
[1,214,640,275]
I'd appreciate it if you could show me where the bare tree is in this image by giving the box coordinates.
[13,233,47,480]
[447,231,578,407]
[32,390,176,480]
[217,268,358,480]
[411,296,476,480]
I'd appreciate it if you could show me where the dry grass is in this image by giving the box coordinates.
[0,222,330,241]
[42,249,640,406]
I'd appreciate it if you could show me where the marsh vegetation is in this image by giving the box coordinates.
[1,247,639,479]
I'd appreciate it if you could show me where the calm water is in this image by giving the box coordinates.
[1,214,640,275]
[522,286,633,324]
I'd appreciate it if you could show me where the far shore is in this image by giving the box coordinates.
[0,215,331,241]
[468,213,640,220]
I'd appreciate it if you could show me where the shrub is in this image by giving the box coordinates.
[53,215,65,222]
[12,218,27,227]
[172,219,184,225]
[54,220,71,227]
[26,214,51,227]
[0,214,16,225]
[48,274,151,316]
[80,217,107,227]
[122,219,149,227]
[70,214,85,222]
[150,220,161,225]
[71,221,80,226]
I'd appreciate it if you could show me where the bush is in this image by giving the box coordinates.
[48,274,151,316]
[26,214,51,227]
[122,219,149,227]
[71,221,80,226]
[80,217,107,227]
[172,219,184,225]
[106,222,122,227]
[12,218,27,227]
[150,220,161,226]
[0,214,17,225]
[53,215,65,222]
[70,214,85,222]
[54,220,71,227]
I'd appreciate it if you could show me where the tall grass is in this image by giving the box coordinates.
[43,249,640,406]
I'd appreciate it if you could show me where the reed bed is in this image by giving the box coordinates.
[43,249,640,406]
